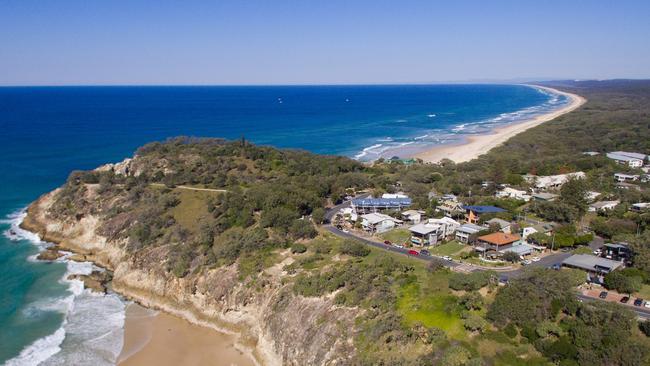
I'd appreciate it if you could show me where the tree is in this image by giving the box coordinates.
[603,271,642,294]
[502,251,520,263]
[339,240,370,257]
[463,314,488,333]
[559,177,589,220]
[289,219,318,239]
[458,292,484,310]
[311,207,326,224]
[440,345,472,366]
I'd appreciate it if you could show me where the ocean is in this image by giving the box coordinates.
[0,84,567,364]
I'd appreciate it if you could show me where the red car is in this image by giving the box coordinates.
[408,250,419,256]
[384,240,391,245]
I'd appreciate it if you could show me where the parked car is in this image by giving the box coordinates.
[408,250,419,256]
[342,229,349,233]
[383,240,391,245]
[522,260,532,265]
[420,249,431,256]
[593,249,602,256]
[550,263,561,270]
[621,296,630,304]
[634,298,644,307]
[499,276,509,284]
[599,291,608,299]
[531,256,541,262]
[395,243,404,248]
[442,256,452,261]
[645,301,650,309]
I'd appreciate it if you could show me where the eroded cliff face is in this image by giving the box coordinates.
[22,190,359,366]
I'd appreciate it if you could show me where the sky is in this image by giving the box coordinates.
[0,0,649,85]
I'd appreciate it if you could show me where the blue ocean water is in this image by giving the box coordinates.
[0,84,566,364]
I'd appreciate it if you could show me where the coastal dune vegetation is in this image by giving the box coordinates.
[23,80,650,365]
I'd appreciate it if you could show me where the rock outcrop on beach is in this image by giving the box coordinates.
[36,248,64,261]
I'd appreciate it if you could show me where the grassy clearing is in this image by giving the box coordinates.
[396,272,466,339]
[379,228,411,244]
[171,188,222,232]
[430,241,466,256]
[635,284,650,300]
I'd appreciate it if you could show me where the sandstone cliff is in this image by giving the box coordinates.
[22,190,359,366]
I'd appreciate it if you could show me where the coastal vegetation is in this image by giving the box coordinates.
[29,80,650,365]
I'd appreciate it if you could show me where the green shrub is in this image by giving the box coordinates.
[339,240,370,257]
[291,243,307,254]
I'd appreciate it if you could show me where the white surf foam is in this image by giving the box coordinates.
[3,210,126,366]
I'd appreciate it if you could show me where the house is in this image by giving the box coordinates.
[607,151,647,168]
[382,192,409,199]
[602,243,631,262]
[500,243,538,258]
[455,223,484,244]
[495,187,531,201]
[475,232,521,256]
[436,199,465,218]
[429,217,461,237]
[401,210,425,224]
[360,213,403,234]
[340,207,358,222]
[409,223,440,246]
[586,191,601,202]
[524,172,586,190]
[352,197,412,214]
[614,173,640,182]
[588,200,620,213]
[485,218,512,234]
[532,192,559,202]
[521,226,539,240]
[562,254,623,283]
[462,205,506,224]
[631,203,650,213]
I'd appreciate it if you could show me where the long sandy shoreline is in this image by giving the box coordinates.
[412,85,586,163]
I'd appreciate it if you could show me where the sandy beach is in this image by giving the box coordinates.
[412,86,586,163]
[117,303,255,366]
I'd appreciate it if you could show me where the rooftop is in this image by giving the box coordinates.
[589,200,620,209]
[409,223,440,235]
[486,218,511,228]
[462,205,506,214]
[352,197,412,207]
[361,213,403,225]
[500,243,534,255]
[562,254,623,272]
[456,223,484,234]
[607,151,647,161]
[532,192,559,200]
[478,232,521,245]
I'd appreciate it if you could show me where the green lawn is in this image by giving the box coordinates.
[171,188,222,233]
[396,276,466,339]
[379,228,411,244]
[635,284,650,300]
[430,241,466,256]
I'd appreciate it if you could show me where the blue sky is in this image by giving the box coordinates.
[1,0,648,85]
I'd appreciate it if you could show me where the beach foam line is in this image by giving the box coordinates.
[3,209,126,366]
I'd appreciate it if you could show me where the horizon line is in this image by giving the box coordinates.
[0,78,647,88]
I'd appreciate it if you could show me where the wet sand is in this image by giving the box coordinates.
[412,85,586,163]
[118,303,255,366]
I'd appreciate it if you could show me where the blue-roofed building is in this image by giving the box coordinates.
[351,197,412,213]
[462,205,506,224]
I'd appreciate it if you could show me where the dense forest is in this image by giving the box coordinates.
[48,80,650,365]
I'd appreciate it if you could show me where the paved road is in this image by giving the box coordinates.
[323,224,460,267]
[323,201,633,312]
[577,293,650,319]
